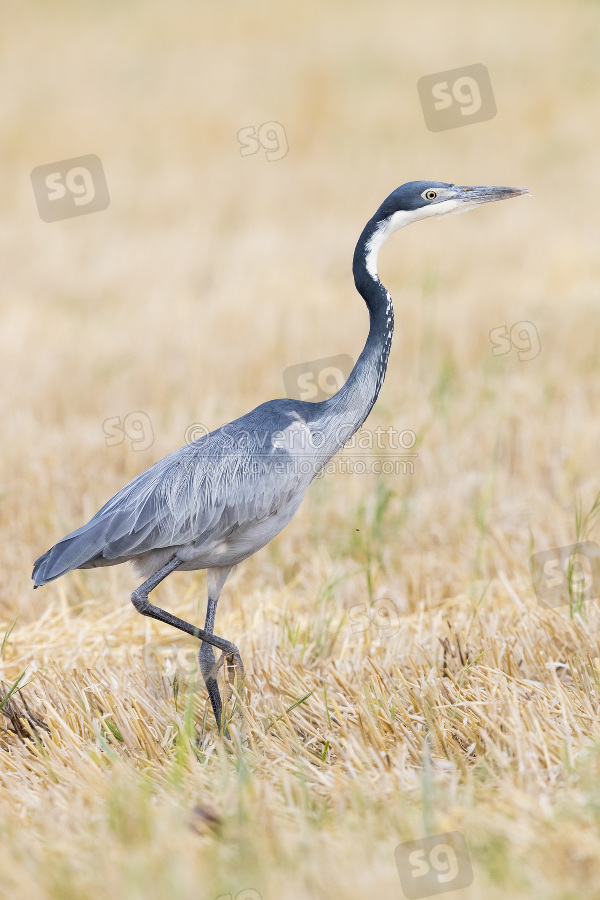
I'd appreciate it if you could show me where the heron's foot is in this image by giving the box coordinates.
[198,640,244,734]
[214,645,244,691]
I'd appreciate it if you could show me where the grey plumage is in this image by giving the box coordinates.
[33,400,325,583]
[32,180,528,729]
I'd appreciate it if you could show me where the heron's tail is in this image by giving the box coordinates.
[32,518,112,588]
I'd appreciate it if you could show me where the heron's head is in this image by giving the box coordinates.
[354,181,529,278]
[359,180,529,278]
[376,180,529,230]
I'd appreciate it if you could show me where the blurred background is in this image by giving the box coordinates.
[2,1,600,898]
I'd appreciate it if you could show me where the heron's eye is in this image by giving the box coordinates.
[425,190,437,200]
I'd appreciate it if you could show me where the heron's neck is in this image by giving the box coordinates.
[314,216,395,457]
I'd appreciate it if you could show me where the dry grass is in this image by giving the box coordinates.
[2,0,600,897]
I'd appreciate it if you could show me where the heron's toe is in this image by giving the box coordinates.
[217,644,244,695]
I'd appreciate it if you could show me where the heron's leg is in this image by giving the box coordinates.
[197,567,236,729]
[131,557,243,691]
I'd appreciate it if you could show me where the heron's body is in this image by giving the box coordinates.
[50,403,317,580]
[32,180,528,729]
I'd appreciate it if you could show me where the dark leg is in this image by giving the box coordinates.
[198,567,234,730]
[131,557,243,723]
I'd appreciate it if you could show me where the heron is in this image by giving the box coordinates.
[32,180,528,730]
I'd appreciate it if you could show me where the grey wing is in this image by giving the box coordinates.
[32,402,315,585]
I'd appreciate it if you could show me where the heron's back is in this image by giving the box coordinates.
[33,399,318,587]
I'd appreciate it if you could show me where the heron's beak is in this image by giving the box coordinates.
[455,185,530,208]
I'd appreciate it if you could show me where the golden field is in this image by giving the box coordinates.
[2,1,600,897]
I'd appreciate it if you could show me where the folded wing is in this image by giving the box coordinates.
[33,402,314,586]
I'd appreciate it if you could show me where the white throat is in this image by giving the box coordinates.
[364,198,464,278]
